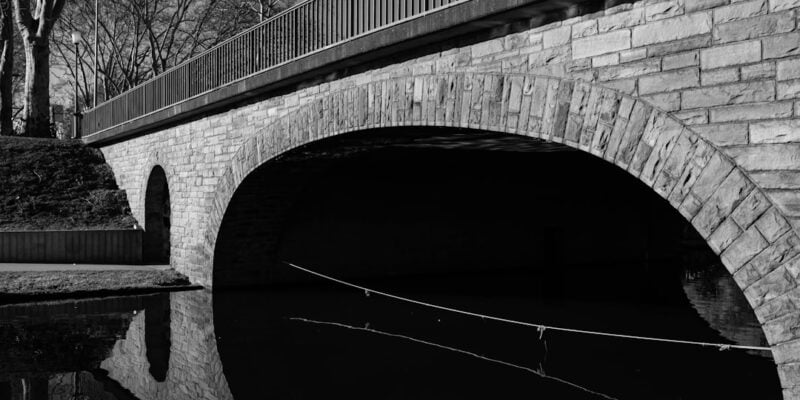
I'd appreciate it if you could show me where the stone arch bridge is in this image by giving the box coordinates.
[84,0,800,395]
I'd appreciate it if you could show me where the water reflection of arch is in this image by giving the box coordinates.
[101,290,233,400]
[683,263,771,356]
[0,295,168,400]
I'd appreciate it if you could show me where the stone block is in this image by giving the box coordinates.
[778,363,800,391]
[620,48,648,62]
[746,265,796,308]
[642,92,681,111]
[640,117,684,185]
[734,263,763,288]
[727,144,800,170]
[544,26,572,49]
[681,80,775,109]
[686,0,729,12]
[741,62,777,80]
[691,123,748,145]
[751,171,800,190]
[713,0,767,24]
[673,109,709,124]
[646,0,685,21]
[701,68,740,86]
[751,119,800,143]
[667,138,714,204]
[572,20,598,39]
[616,101,653,167]
[632,13,712,47]
[598,8,645,33]
[764,33,800,60]
[712,101,793,122]
[732,190,770,228]
[771,0,800,11]
[778,58,800,81]
[700,41,761,70]
[598,58,661,81]
[755,286,800,322]
[786,255,800,280]
[691,151,735,201]
[593,53,620,67]
[713,12,795,43]
[778,79,800,100]
[640,68,700,94]
[721,225,769,272]
[709,217,743,252]
[528,46,571,67]
[756,208,793,242]
[680,193,705,219]
[572,29,632,59]
[749,232,800,277]
[663,51,699,70]
[692,169,753,237]
[770,191,800,218]
[471,39,504,58]
[601,78,637,94]
[647,34,712,57]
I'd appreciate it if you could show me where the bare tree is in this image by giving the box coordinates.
[52,0,267,106]
[0,0,13,135]
[13,0,66,137]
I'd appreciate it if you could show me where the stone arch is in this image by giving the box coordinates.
[204,71,800,392]
[144,165,171,264]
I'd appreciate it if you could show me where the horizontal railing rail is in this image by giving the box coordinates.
[82,0,468,138]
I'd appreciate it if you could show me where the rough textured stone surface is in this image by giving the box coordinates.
[713,0,768,24]
[639,68,700,94]
[692,122,749,145]
[713,11,795,43]
[632,13,713,47]
[701,67,740,85]
[573,29,632,59]
[681,81,775,109]
[721,225,769,272]
[751,119,800,143]
[700,40,762,69]
[710,101,793,122]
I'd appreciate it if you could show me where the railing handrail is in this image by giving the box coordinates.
[90,0,317,110]
[83,0,469,138]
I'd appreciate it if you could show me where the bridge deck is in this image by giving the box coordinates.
[82,0,599,145]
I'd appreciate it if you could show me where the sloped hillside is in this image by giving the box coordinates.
[0,137,137,231]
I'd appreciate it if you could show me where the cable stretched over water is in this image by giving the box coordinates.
[283,261,771,352]
[290,316,620,400]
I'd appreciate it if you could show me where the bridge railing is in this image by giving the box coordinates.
[81,0,467,137]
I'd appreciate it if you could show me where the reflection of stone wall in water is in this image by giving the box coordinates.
[101,290,233,400]
[0,308,135,374]
[0,296,157,400]
[683,264,770,355]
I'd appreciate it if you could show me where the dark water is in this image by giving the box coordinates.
[0,263,781,400]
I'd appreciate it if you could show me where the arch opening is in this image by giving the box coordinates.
[212,127,781,399]
[144,166,171,264]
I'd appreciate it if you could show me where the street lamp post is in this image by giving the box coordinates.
[71,31,82,139]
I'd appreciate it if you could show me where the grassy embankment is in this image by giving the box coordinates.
[0,136,193,301]
[0,136,136,231]
[0,270,194,302]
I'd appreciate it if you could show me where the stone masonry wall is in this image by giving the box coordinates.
[97,0,800,395]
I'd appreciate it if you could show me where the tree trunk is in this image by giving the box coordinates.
[0,0,12,136]
[20,34,50,138]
